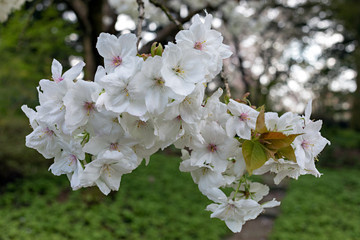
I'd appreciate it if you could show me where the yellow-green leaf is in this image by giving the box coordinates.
[277,145,297,162]
[255,106,267,134]
[262,133,301,150]
[260,132,287,140]
[242,140,268,175]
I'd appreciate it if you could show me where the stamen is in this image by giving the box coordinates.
[68,154,77,166]
[154,77,164,86]
[194,40,206,50]
[123,88,129,97]
[172,65,185,77]
[207,143,217,153]
[110,142,119,151]
[301,140,313,150]
[112,56,122,66]
[239,113,249,121]
[40,127,54,138]
[136,120,146,128]
[84,102,95,116]
[102,164,112,177]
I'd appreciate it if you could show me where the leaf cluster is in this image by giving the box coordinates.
[242,107,300,174]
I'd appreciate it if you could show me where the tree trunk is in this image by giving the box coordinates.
[65,0,116,79]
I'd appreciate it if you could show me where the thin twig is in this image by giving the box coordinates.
[149,0,183,30]
[136,0,145,50]
[221,69,232,99]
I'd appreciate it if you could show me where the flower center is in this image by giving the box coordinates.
[154,77,164,86]
[239,113,249,121]
[54,76,64,83]
[102,164,112,177]
[301,140,312,150]
[194,41,205,50]
[84,101,95,115]
[172,65,184,77]
[44,127,54,136]
[207,143,217,153]
[68,154,77,166]
[136,120,146,128]
[110,142,119,151]
[112,56,123,66]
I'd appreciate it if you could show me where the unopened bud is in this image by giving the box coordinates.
[151,42,164,57]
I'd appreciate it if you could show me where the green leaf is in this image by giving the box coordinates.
[224,94,230,104]
[277,145,297,162]
[242,140,268,175]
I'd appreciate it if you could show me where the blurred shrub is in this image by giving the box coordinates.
[318,127,360,168]
[0,115,47,183]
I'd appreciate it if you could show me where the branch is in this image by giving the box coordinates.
[149,0,183,30]
[221,69,232,99]
[139,3,219,53]
[136,0,145,50]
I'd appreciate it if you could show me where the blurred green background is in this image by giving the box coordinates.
[0,0,359,239]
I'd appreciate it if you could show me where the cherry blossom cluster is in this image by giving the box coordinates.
[0,0,32,22]
[22,13,329,233]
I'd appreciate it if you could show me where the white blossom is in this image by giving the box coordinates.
[226,99,259,139]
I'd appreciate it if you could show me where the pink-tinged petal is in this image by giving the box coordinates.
[21,105,38,129]
[96,33,119,59]
[126,98,147,117]
[145,88,167,114]
[81,161,102,187]
[225,219,243,233]
[69,160,84,190]
[262,199,281,208]
[94,66,106,83]
[95,179,111,195]
[105,173,122,191]
[51,59,63,82]
[238,122,251,140]
[104,93,130,114]
[163,70,195,96]
[274,171,289,185]
[175,29,194,46]
[83,136,109,155]
[63,61,85,82]
[219,43,233,59]
[226,117,238,137]
[189,23,206,43]
[227,99,243,116]
[305,99,312,121]
[118,33,137,57]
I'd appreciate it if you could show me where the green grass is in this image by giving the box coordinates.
[0,153,230,240]
[270,168,360,240]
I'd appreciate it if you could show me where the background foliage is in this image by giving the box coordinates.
[0,0,359,239]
